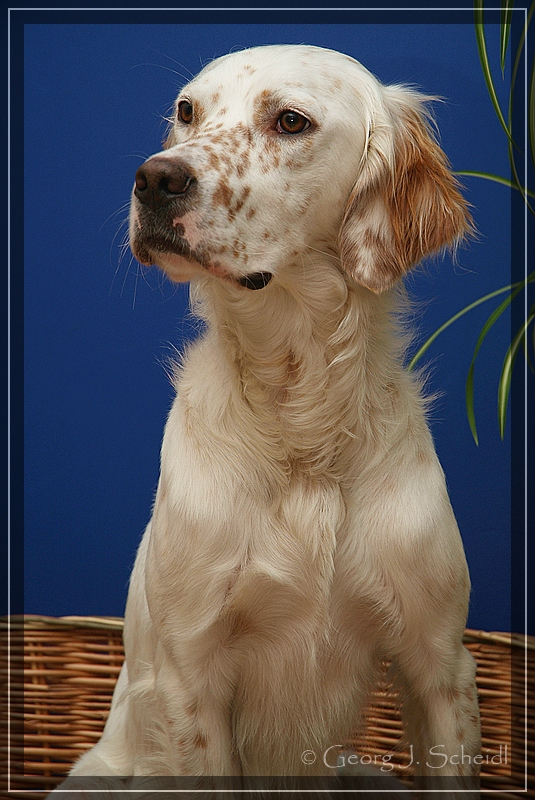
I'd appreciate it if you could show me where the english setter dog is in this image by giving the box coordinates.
[61,44,481,796]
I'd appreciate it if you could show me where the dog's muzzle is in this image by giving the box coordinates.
[133,155,272,291]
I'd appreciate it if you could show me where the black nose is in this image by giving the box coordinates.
[134,156,196,210]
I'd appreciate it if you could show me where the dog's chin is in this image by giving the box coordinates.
[131,240,236,285]
[131,233,273,288]
[150,251,210,283]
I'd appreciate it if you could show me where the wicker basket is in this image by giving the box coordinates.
[1,616,533,798]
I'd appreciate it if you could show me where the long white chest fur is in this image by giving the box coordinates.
[114,269,469,777]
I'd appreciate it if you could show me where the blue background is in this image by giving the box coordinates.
[22,17,521,632]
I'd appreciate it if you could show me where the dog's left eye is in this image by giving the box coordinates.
[276,111,310,134]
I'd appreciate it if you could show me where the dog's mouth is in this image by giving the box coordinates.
[132,226,273,291]
[132,219,197,265]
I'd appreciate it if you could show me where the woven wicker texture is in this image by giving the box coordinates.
[1,616,533,798]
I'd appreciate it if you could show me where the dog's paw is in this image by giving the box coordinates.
[48,775,129,800]
[336,750,414,799]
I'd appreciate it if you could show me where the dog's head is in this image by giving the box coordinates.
[129,44,471,292]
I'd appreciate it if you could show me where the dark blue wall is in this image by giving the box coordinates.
[22,18,521,632]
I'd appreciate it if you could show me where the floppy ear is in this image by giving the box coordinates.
[339,87,473,293]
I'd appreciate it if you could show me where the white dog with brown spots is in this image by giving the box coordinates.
[62,44,481,796]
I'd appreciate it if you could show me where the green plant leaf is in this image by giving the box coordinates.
[408,284,515,371]
[498,306,535,437]
[456,170,535,198]
[506,140,535,215]
[464,282,525,443]
[506,0,535,213]
[500,0,514,73]
[509,0,533,92]
[455,1,535,442]
[465,365,479,444]
[512,0,534,166]
[530,46,535,168]
[474,0,516,145]
[410,272,534,442]
[523,320,534,371]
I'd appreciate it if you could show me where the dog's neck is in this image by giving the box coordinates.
[187,258,409,481]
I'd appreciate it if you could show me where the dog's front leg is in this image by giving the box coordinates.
[347,448,481,799]
[149,640,242,777]
[393,639,480,799]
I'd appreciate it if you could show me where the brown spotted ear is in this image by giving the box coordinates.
[339,88,473,293]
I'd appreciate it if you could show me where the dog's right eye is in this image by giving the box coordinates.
[276,110,310,135]
[177,101,194,124]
